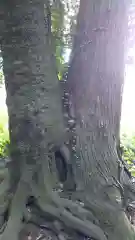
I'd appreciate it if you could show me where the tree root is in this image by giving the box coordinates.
[0,161,134,240]
[0,181,30,240]
[37,201,107,240]
[0,155,126,240]
[31,182,107,240]
[0,165,36,240]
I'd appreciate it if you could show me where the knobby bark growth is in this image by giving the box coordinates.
[0,0,134,240]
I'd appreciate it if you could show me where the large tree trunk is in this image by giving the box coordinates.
[67,1,135,240]
[0,0,67,239]
[0,0,135,240]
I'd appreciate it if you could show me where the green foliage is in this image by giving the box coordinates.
[51,0,65,79]
[121,134,135,176]
[51,0,79,79]
[0,122,9,157]
[0,70,4,86]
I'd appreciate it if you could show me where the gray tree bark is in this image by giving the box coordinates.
[0,0,68,239]
[67,0,135,240]
[0,0,135,240]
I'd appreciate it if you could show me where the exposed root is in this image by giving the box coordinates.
[1,151,133,240]
[0,181,29,240]
[37,201,107,240]
[30,181,107,240]
[0,165,36,240]
[0,162,134,240]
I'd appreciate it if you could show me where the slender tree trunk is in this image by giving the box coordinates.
[68,1,135,240]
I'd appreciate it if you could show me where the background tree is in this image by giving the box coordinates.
[0,0,135,240]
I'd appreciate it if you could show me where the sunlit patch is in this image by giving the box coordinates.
[121,4,135,135]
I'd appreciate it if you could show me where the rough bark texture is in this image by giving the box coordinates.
[67,1,135,240]
[0,0,135,240]
[0,1,101,240]
[0,0,65,185]
[0,0,69,239]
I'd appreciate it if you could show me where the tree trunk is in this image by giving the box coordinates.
[0,0,135,240]
[67,1,135,240]
[0,0,67,239]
